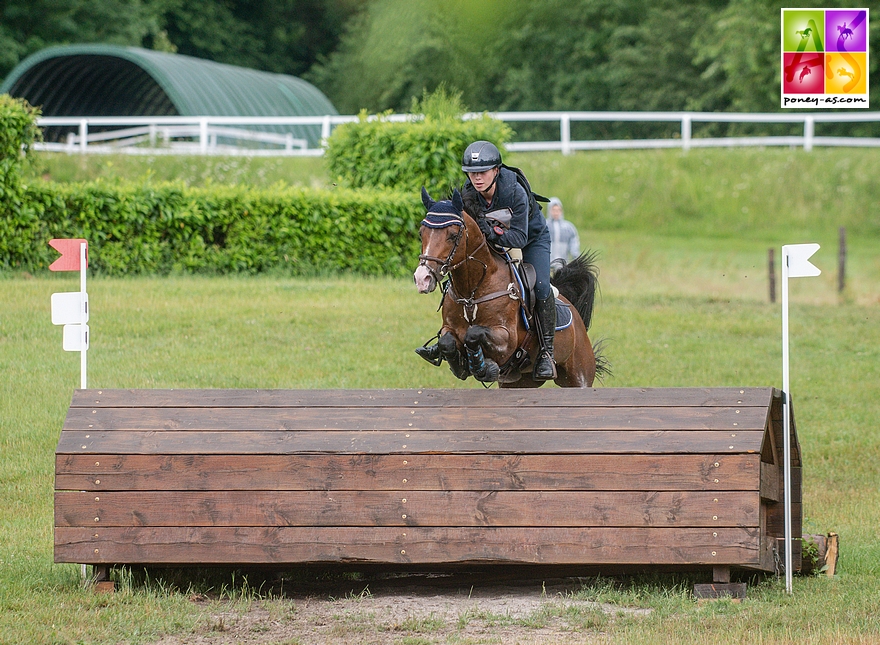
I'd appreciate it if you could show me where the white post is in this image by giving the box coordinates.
[780,243,820,594]
[79,120,88,153]
[79,241,88,583]
[804,116,814,152]
[781,247,793,594]
[321,115,332,148]
[560,113,571,156]
[80,242,87,390]
[682,114,692,151]
[199,118,209,154]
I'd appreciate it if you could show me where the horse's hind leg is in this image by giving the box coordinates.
[552,328,596,388]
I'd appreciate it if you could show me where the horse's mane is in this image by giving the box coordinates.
[460,188,484,221]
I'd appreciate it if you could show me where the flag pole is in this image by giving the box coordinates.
[779,242,820,595]
[781,246,793,594]
[80,242,87,390]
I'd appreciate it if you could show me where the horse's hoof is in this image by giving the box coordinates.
[474,362,500,383]
[415,344,443,366]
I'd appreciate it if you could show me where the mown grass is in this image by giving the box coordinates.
[3,147,880,643]
[2,252,879,644]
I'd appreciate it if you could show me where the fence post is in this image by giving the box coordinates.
[804,116,814,152]
[838,226,847,292]
[768,248,776,303]
[79,119,88,153]
[199,118,209,154]
[681,114,692,151]
[561,113,571,155]
[321,115,332,148]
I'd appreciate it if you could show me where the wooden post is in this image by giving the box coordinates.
[768,248,776,303]
[838,227,846,293]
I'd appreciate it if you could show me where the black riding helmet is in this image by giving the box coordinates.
[462,140,502,173]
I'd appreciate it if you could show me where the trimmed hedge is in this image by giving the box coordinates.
[0,94,41,188]
[325,110,512,195]
[2,180,423,276]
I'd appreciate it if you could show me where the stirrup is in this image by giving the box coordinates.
[416,344,443,366]
[533,349,557,380]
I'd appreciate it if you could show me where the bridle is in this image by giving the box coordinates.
[417,211,469,285]
[418,209,518,323]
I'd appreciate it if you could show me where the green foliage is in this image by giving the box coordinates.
[325,93,512,195]
[1,180,421,275]
[0,94,40,189]
[0,0,164,79]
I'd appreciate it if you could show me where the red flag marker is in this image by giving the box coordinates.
[49,239,88,272]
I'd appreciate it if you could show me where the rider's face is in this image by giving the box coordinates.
[467,167,499,197]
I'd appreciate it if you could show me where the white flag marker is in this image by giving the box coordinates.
[49,239,89,388]
[781,243,821,594]
[785,243,821,278]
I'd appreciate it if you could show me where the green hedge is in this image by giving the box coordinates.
[2,180,423,276]
[325,110,512,195]
[0,95,40,184]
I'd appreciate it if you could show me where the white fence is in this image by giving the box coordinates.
[35,111,880,156]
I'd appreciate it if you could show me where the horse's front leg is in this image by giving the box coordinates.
[438,331,470,380]
[463,325,503,383]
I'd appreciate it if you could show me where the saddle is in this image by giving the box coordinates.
[496,248,572,331]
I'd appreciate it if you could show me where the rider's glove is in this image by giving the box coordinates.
[477,217,499,242]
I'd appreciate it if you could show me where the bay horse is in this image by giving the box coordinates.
[414,188,607,388]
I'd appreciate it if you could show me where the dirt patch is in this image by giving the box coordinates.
[152,575,651,644]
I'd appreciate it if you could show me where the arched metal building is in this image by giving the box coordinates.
[0,44,337,147]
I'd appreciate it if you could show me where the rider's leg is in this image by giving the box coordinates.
[523,235,556,381]
[533,293,557,380]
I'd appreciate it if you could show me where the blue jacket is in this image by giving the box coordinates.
[462,167,549,250]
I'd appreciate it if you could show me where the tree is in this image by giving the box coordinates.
[0,0,162,80]
[156,0,364,76]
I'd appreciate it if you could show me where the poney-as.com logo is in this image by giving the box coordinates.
[781,8,869,108]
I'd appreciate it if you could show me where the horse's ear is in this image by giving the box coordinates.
[420,186,435,210]
[451,188,464,214]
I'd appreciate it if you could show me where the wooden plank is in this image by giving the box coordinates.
[70,387,776,410]
[55,490,760,528]
[759,461,780,502]
[56,453,762,492]
[54,526,763,566]
[56,429,766,456]
[61,406,767,432]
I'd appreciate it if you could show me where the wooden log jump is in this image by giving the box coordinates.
[54,387,801,586]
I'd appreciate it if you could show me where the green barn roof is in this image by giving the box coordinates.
[1,44,337,146]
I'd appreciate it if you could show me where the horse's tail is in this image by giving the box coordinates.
[592,337,613,382]
[551,250,600,330]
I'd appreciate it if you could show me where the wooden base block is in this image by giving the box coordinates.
[693,583,747,600]
[94,581,116,593]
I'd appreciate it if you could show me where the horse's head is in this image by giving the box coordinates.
[414,187,465,293]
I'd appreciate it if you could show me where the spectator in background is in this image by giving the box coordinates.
[547,197,580,263]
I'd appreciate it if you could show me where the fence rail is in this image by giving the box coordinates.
[35,111,880,156]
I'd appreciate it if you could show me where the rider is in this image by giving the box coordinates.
[459,140,557,381]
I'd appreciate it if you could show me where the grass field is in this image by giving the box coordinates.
[2,147,879,643]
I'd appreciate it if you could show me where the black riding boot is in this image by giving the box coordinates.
[533,294,557,380]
